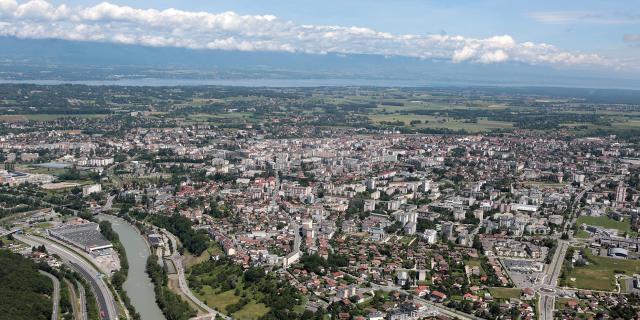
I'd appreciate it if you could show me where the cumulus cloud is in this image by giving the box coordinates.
[0,0,619,68]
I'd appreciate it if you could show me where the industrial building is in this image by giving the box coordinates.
[48,220,113,253]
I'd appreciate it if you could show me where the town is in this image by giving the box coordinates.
[1,85,640,320]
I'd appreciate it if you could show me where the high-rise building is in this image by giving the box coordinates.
[616,182,627,203]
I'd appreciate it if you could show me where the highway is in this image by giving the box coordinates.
[39,270,60,320]
[16,234,118,320]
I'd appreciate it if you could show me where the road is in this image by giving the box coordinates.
[76,280,88,320]
[536,179,605,320]
[16,234,118,320]
[104,195,115,211]
[162,229,230,320]
[538,240,568,320]
[537,177,611,320]
[564,176,611,233]
[39,270,60,320]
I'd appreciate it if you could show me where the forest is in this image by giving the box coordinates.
[0,250,53,320]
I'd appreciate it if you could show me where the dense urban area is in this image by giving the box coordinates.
[2,84,640,320]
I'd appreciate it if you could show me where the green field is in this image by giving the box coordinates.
[183,243,223,269]
[488,288,522,299]
[368,114,513,132]
[232,301,270,320]
[23,114,109,121]
[189,261,272,319]
[575,229,591,239]
[576,216,635,235]
[195,287,240,312]
[568,251,640,291]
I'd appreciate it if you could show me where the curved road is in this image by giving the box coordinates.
[162,229,230,320]
[39,270,60,320]
[16,234,118,320]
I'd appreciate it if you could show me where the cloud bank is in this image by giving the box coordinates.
[529,11,639,25]
[0,0,618,68]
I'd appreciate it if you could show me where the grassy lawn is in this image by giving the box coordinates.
[399,236,416,245]
[184,243,223,269]
[576,216,635,235]
[194,286,270,319]
[33,222,53,229]
[575,229,591,239]
[466,258,482,268]
[488,288,522,300]
[195,287,240,312]
[232,301,270,320]
[569,251,640,291]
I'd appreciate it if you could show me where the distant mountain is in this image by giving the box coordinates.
[0,36,639,89]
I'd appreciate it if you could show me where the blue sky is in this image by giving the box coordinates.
[3,0,639,71]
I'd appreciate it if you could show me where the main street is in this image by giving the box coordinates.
[538,240,569,320]
[537,176,609,320]
[15,234,118,320]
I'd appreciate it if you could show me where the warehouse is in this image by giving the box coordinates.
[48,221,113,253]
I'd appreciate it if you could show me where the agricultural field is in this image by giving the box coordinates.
[22,114,109,121]
[368,114,514,132]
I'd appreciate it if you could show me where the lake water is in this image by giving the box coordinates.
[34,162,71,169]
[98,215,165,320]
[0,78,440,87]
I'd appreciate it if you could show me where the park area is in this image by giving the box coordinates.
[187,259,304,319]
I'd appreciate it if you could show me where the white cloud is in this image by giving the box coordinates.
[479,50,509,63]
[0,0,624,68]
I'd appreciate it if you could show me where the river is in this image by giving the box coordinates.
[98,214,166,320]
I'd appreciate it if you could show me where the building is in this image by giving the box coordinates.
[148,234,164,247]
[48,221,113,253]
[616,183,627,203]
[20,152,39,162]
[608,247,629,258]
[82,184,102,196]
[364,200,376,212]
[421,229,438,244]
[88,157,115,167]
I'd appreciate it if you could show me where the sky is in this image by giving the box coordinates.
[1,0,639,73]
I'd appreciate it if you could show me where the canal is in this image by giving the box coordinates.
[98,215,166,320]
